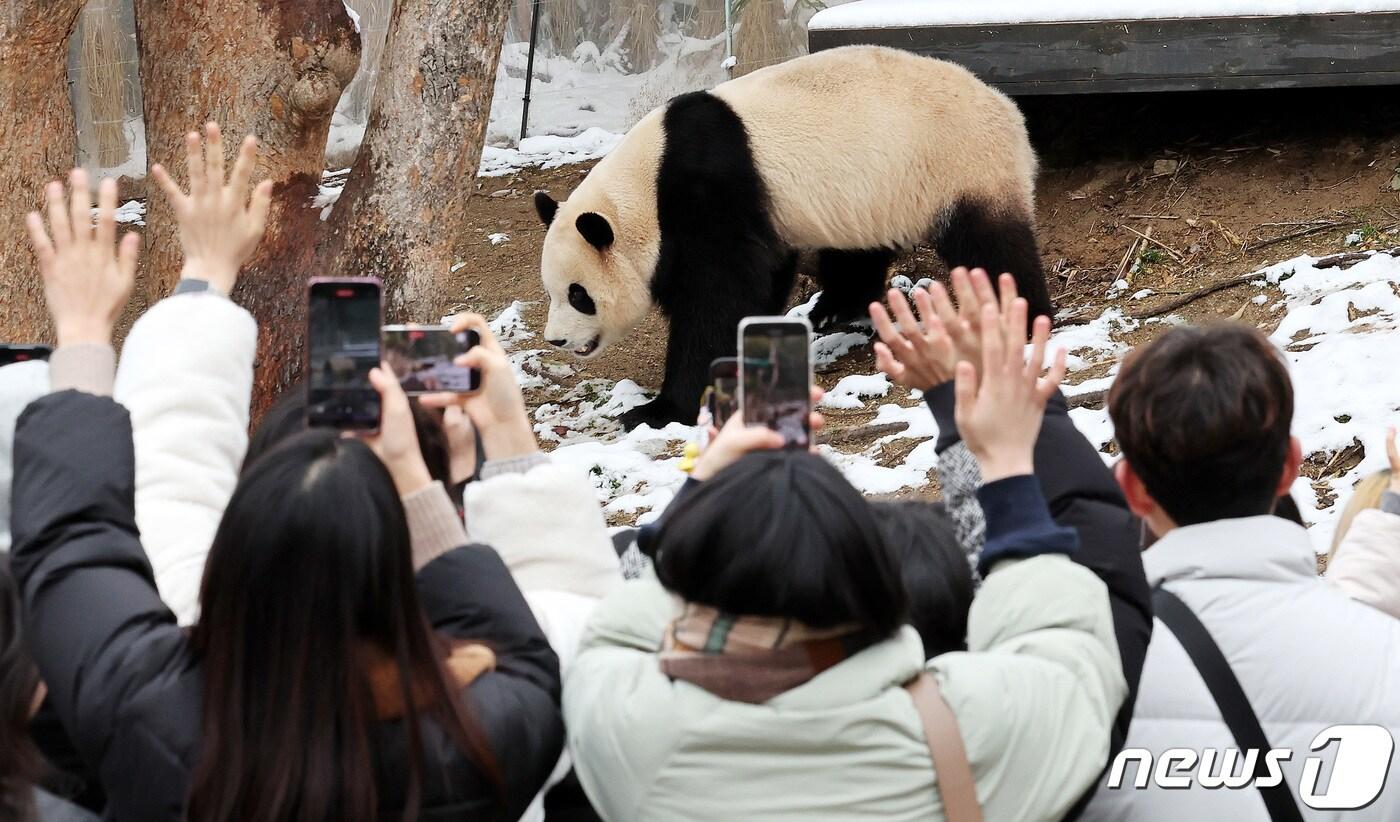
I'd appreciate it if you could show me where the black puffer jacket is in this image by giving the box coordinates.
[10,391,563,821]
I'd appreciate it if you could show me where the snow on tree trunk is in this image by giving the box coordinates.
[0,2,87,341]
[321,0,513,322]
[134,0,360,410]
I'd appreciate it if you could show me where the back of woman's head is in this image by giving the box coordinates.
[872,501,973,659]
[0,556,42,818]
[245,385,451,489]
[654,450,906,636]
[189,430,485,822]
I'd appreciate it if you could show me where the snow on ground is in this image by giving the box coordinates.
[480,34,729,177]
[486,250,1400,552]
[810,0,1400,29]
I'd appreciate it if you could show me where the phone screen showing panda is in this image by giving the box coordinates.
[739,318,812,448]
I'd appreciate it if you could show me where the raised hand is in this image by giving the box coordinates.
[691,386,826,481]
[420,315,539,461]
[870,284,957,390]
[26,170,140,347]
[953,298,1066,483]
[365,364,433,496]
[869,267,1018,390]
[151,122,273,295]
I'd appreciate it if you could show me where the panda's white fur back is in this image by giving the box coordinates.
[709,45,1036,250]
[537,45,1039,355]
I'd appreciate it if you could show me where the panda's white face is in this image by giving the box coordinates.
[538,196,653,359]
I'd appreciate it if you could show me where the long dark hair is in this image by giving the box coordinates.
[0,556,42,821]
[187,431,494,822]
[654,450,907,636]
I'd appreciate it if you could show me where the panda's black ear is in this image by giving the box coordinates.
[575,212,615,251]
[533,191,559,226]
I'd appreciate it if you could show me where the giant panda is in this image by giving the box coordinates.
[533,45,1052,430]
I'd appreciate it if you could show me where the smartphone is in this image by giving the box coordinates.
[708,357,738,427]
[382,325,480,395]
[306,278,383,430]
[737,317,812,448]
[0,344,53,366]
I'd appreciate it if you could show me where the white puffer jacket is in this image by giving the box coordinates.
[1328,507,1400,620]
[1082,515,1400,821]
[113,292,257,625]
[464,456,621,822]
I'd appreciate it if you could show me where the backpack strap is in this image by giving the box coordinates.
[1152,587,1304,822]
[906,672,984,822]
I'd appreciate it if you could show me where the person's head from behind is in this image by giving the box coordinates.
[1108,323,1300,538]
[246,382,453,489]
[0,557,43,819]
[872,501,973,659]
[189,430,489,822]
[653,450,906,637]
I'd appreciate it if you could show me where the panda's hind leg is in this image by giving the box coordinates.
[932,199,1055,322]
[808,248,897,329]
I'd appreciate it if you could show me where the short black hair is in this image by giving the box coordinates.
[653,450,907,637]
[872,501,973,659]
[1109,323,1294,526]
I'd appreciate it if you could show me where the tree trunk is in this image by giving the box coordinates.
[0,2,87,342]
[134,0,359,409]
[321,0,513,323]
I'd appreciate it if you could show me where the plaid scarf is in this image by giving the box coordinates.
[660,602,879,704]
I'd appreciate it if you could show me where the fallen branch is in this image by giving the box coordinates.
[818,421,909,447]
[1243,221,1350,253]
[1066,389,1107,410]
[1313,246,1400,270]
[1122,224,1186,262]
[1130,273,1260,319]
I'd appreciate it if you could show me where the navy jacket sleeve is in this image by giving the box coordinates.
[10,392,188,771]
[415,546,564,819]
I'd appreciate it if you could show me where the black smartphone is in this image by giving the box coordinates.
[708,357,738,427]
[0,344,53,366]
[737,316,813,448]
[382,325,481,395]
[306,278,383,431]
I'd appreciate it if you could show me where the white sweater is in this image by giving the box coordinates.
[113,292,257,625]
[464,457,621,822]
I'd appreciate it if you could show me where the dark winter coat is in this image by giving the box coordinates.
[10,391,564,822]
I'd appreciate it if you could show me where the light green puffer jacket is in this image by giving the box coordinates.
[564,554,1125,822]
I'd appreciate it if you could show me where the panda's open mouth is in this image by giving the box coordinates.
[573,336,601,357]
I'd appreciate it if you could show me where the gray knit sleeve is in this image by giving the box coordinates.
[936,441,987,580]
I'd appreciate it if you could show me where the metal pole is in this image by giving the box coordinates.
[520,0,544,142]
[723,0,734,75]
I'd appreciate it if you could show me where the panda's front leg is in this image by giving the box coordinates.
[617,305,724,431]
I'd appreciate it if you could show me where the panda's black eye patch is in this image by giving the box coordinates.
[568,283,597,315]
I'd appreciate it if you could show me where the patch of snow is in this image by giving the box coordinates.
[822,373,891,409]
[480,128,626,177]
[112,200,146,226]
[813,330,873,367]
[490,300,534,344]
[488,232,511,246]
[1131,288,1154,300]
[890,274,914,293]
